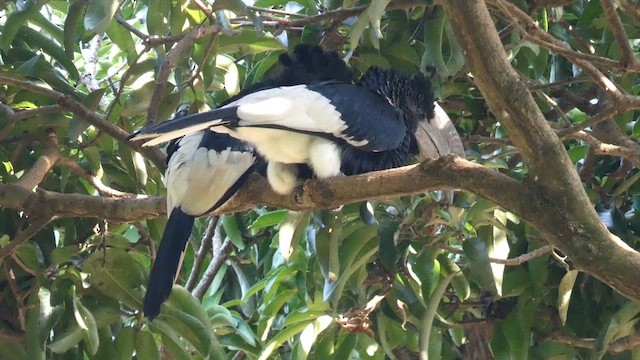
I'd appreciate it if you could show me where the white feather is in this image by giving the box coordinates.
[139,119,225,147]
[227,86,369,147]
[165,132,256,215]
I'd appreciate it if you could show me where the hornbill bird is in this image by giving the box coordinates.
[141,45,353,320]
[132,66,464,196]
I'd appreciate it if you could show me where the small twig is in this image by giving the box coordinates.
[436,243,552,266]
[57,157,135,197]
[466,135,512,146]
[146,24,221,126]
[10,254,38,276]
[3,262,27,331]
[0,216,55,262]
[569,131,640,168]
[246,5,308,17]
[543,329,640,354]
[10,105,62,122]
[556,106,621,138]
[490,0,628,96]
[185,217,218,291]
[115,14,148,41]
[192,234,232,300]
[528,77,591,91]
[600,0,640,70]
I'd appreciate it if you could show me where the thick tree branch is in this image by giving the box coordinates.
[0,157,519,219]
[15,131,61,190]
[0,184,165,222]
[442,0,640,302]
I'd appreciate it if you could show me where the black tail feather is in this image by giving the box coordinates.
[143,208,195,319]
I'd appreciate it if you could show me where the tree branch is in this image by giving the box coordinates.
[599,0,640,70]
[0,156,530,222]
[0,74,167,170]
[146,24,221,126]
[442,0,640,303]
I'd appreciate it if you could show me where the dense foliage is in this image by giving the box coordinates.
[0,0,640,359]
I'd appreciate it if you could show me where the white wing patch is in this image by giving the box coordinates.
[227,85,369,148]
[165,132,256,216]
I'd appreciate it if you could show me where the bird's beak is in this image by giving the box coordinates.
[413,103,465,161]
[413,103,465,204]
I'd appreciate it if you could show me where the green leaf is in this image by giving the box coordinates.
[277,211,309,262]
[217,30,285,54]
[14,26,80,81]
[349,0,391,51]
[257,321,310,360]
[463,237,498,294]
[421,7,464,78]
[85,0,119,34]
[148,320,193,360]
[69,88,106,140]
[557,270,578,326]
[48,307,119,354]
[63,0,87,57]
[156,306,212,356]
[105,17,137,64]
[250,209,287,233]
[82,249,145,308]
[135,330,160,360]
[114,326,136,360]
[222,214,246,250]
[146,0,170,36]
[73,297,99,355]
[377,219,400,273]
[438,254,470,301]
[1,0,46,51]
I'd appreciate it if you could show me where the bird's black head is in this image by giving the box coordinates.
[359,67,435,130]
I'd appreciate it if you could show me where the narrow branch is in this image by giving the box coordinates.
[600,0,640,70]
[15,131,60,190]
[146,24,221,126]
[569,131,640,168]
[253,0,424,28]
[0,156,529,224]
[0,216,55,261]
[490,0,628,96]
[185,217,218,291]
[246,5,308,17]
[10,105,61,121]
[436,243,552,266]
[0,73,167,170]
[192,237,231,300]
[544,329,640,354]
[56,157,136,197]
[556,106,621,137]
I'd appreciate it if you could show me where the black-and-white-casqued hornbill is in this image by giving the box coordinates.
[141,45,354,320]
[132,66,464,196]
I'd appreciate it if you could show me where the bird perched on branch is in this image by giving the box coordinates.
[141,45,353,320]
[132,60,464,197]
